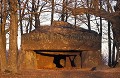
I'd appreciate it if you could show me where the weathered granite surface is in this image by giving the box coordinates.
[22,21,100,52]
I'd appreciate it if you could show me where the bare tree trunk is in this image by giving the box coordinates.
[86,14,91,30]
[51,0,54,25]
[0,0,7,72]
[18,0,23,35]
[108,21,112,67]
[107,0,112,67]
[74,0,77,26]
[99,16,102,56]
[112,38,116,67]
[8,0,18,73]
[33,0,40,29]
[99,0,102,55]
[61,0,65,21]
[65,0,68,22]
[61,0,68,22]
[86,0,91,31]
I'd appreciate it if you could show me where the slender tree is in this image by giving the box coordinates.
[33,0,40,28]
[112,35,116,67]
[86,0,91,31]
[108,21,112,66]
[51,0,54,25]
[8,0,18,73]
[99,0,103,55]
[61,0,65,21]
[74,0,77,26]
[0,0,7,72]
[18,0,23,35]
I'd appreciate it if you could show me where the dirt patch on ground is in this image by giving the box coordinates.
[0,68,120,78]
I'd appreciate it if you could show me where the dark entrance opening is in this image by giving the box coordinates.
[34,50,82,68]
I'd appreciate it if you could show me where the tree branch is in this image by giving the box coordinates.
[67,7,120,22]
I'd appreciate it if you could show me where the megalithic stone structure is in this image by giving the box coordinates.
[22,21,100,51]
[19,21,103,69]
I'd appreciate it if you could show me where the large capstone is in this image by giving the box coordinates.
[22,21,100,52]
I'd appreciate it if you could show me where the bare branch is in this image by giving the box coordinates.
[67,7,120,22]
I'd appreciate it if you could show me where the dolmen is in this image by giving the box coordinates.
[20,21,103,69]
